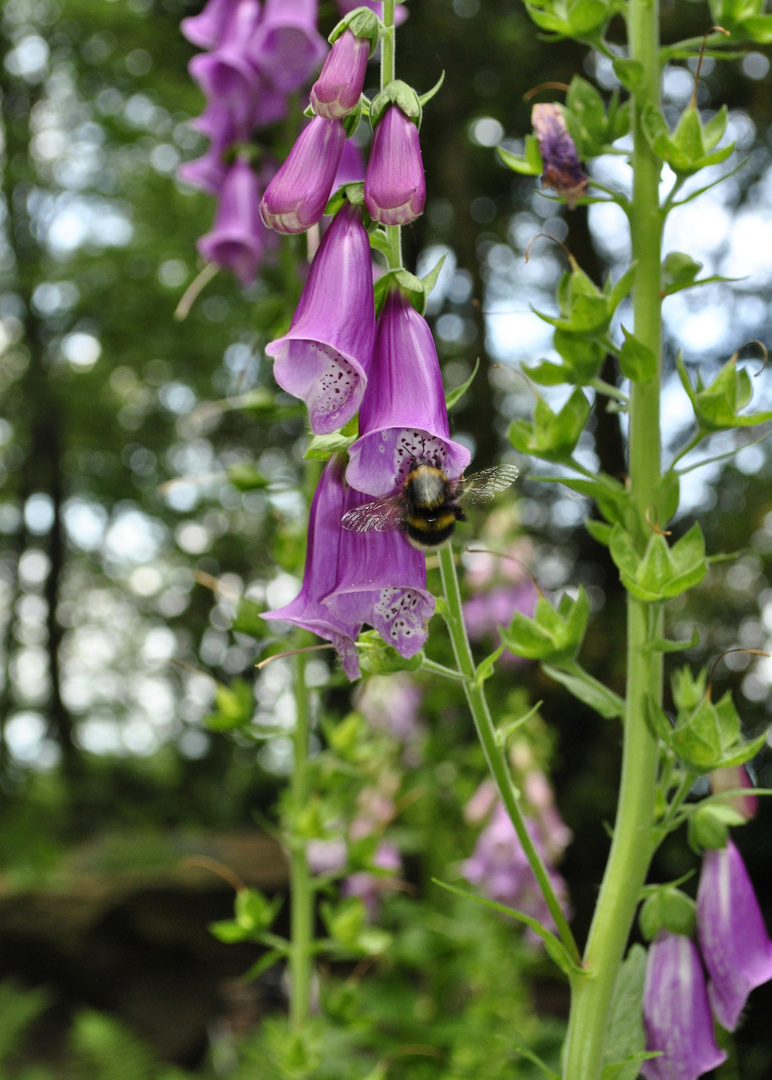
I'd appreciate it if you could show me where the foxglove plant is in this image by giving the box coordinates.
[364,101,426,225]
[310,28,371,119]
[247,0,327,93]
[197,156,270,285]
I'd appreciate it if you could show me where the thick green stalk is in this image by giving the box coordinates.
[380,0,402,270]
[289,650,313,1029]
[562,0,664,1074]
[438,543,580,963]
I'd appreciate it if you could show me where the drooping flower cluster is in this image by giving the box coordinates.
[180,0,328,282]
[642,825,772,1080]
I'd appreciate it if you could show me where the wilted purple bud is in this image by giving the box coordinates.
[307,836,348,876]
[531,103,588,210]
[364,105,426,226]
[696,839,772,1031]
[462,801,570,937]
[266,201,374,433]
[325,484,435,658]
[261,455,361,680]
[642,932,727,1080]
[310,29,370,120]
[709,764,758,822]
[346,288,471,497]
[342,840,402,919]
[260,116,346,234]
[334,138,366,190]
[189,0,263,109]
[247,0,327,93]
[181,0,239,50]
[197,157,270,285]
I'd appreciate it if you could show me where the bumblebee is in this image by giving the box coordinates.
[341,460,519,551]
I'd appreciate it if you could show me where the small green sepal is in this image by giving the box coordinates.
[445,357,480,410]
[328,7,381,53]
[688,802,746,852]
[370,79,421,128]
[508,388,590,462]
[497,136,544,177]
[618,326,658,384]
[358,629,424,674]
[676,350,772,431]
[501,586,590,664]
[639,888,696,941]
[609,522,707,603]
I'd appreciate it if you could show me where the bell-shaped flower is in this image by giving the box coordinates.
[642,932,727,1080]
[188,0,263,113]
[261,455,361,680]
[197,157,269,285]
[696,839,772,1031]
[364,104,426,226]
[181,0,237,50]
[532,103,588,210]
[708,764,758,822]
[247,0,327,93]
[178,102,245,196]
[325,485,435,658]
[310,29,370,120]
[266,201,374,433]
[346,288,471,497]
[260,116,346,234]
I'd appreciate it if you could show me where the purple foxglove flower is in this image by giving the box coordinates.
[642,932,727,1080]
[334,137,366,189]
[342,840,401,920]
[247,0,327,93]
[346,288,471,497]
[266,201,374,433]
[188,0,263,111]
[307,836,348,876]
[181,0,237,50]
[261,455,361,680]
[696,839,772,1031]
[532,103,588,210]
[260,116,346,234]
[325,484,435,658]
[709,764,757,821]
[310,29,370,120]
[462,801,570,936]
[178,102,246,196]
[197,157,269,285]
[464,582,538,641]
[364,104,426,226]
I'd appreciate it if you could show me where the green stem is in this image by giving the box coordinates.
[562,0,665,1072]
[289,649,313,1030]
[437,542,580,964]
[380,0,403,271]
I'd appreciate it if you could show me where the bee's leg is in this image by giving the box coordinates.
[454,506,466,522]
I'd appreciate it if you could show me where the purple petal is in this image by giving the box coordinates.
[247,0,327,93]
[532,103,588,210]
[642,932,727,1080]
[262,455,361,680]
[697,840,772,1031]
[346,288,471,497]
[260,116,346,234]
[181,0,241,50]
[188,0,263,108]
[364,105,426,226]
[333,138,367,189]
[266,201,375,433]
[310,29,370,120]
[325,485,435,658]
[197,157,268,284]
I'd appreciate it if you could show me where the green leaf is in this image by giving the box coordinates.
[420,251,447,299]
[235,888,283,934]
[508,388,591,462]
[648,626,700,653]
[205,679,254,732]
[496,137,543,176]
[507,1040,561,1080]
[231,597,266,638]
[618,326,657,384]
[241,948,285,984]
[523,359,573,386]
[418,69,446,108]
[227,463,268,491]
[542,662,625,720]
[358,629,423,674]
[501,587,590,664]
[475,644,505,687]
[553,327,606,382]
[585,517,613,546]
[445,357,480,410]
[609,523,707,602]
[612,57,644,91]
[431,878,582,977]
[677,351,772,431]
[602,944,648,1080]
[606,262,637,314]
[304,429,358,460]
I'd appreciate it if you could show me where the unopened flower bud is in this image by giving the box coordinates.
[364,104,426,226]
[311,29,370,119]
[197,157,268,285]
[260,116,346,234]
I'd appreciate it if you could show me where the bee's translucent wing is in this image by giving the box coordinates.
[456,464,520,505]
[341,492,405,532]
